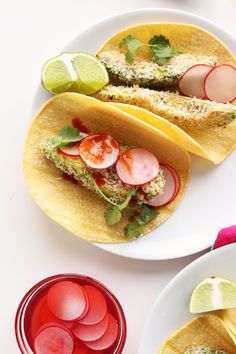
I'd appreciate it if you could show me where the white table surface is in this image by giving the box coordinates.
[1,1,235,353]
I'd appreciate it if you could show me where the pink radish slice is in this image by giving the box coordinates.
[77,287,90,321]
[34,323,74,354]
[147,165,178,207]
[58,142,80,157]
[47,281,87,321]
[160,164,180,203]
[39,298,74,329]
[116,148,159,186]
[73,313,109,342]
[78,286,107,325]
[204,64,236,103]
[79,134,120,169]
[83,314,118,351]
[179,64,212,98]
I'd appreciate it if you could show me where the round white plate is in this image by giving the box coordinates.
[139,243,236,353]
[33,9,236,260]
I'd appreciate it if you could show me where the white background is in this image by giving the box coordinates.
[1,1,235,353]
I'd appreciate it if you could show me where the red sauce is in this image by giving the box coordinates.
[72,117,90,134]
[80,135,113,164]
[118,150,133,175]
[128,215,135,222]
[95,174,106,186]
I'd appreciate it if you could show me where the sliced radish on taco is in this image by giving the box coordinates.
[79,134,120,169]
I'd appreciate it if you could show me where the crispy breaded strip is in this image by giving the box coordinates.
[98,50,218,90]
[43,140,165,204]
[94,85,236,129]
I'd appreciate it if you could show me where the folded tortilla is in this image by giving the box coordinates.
[159,314,236,353]
[96,23,236,164]
[23,93,190,243]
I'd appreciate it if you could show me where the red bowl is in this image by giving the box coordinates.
[15,274,127,353]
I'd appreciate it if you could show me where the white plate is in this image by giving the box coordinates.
[33,9,236,260]
[139,243,236,353]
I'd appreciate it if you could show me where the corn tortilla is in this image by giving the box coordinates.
[96,23,236,164]
[159,314,236,353]
[23,93,190,243]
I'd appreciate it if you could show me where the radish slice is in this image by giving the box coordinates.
[83,314,118,351]
[47,281,87,321]
[179,64,212,98]
[147,165,178,207]
[58,142,80,157]
[34,323,74,354]
[116,148,159,186]
[204,64,236,103]
[39,298,74,329]
[161,164,180,203]
[73,313,109,342]
[78,286,107,325]
[79,134,120,169]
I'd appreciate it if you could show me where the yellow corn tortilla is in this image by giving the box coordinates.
[159,314,236,353]
[96,23,236,164]
[23,93,190,243]
[218,309,236,344]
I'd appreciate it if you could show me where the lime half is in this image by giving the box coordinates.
[190,276,236,313]
[41,52,109,95]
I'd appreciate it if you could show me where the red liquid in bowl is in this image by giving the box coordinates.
[15,274,126,354]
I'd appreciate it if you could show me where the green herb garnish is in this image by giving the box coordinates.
[124,204,159,239]
[119,34,179,65]
[134,204,159,225]
[125,223,144,239]
[51,126,83,148]
[104,187,136,225]
[148,35,178,65]
[119,35,143,64]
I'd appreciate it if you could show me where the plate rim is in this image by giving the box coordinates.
[138,243,236,353]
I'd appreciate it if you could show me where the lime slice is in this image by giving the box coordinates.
[190,276,236,313]
[41,52,109,95]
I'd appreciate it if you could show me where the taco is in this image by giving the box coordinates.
[95,23,236,164]
[159,314,236,354]
[23,93,190,243]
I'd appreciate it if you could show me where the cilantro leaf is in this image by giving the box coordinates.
[134,204,159,225]
[148,35,170,47]
[51,125,83,148]
[124,223,144,239]
[152,46,178,65]
[148,35,178,65]
[104,206,122,225]
[119,35,144,64]
[103,187,136,226]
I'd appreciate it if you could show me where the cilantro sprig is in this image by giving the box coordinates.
[51,126,83,148]
[119,34,179,65]
[125,204,159,239]
[104,187,136,225]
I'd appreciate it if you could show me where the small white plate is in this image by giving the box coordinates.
[33,9,236,260]
[139,243,236,353]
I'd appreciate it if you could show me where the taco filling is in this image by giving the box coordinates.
[43,123,181,238]
[98,50,217,90]
[94,85,235,129]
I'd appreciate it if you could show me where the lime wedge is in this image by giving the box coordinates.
[41,52,109,95]
[190,276,236,313]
